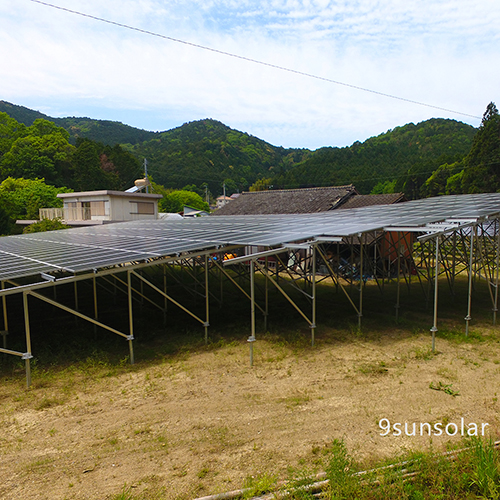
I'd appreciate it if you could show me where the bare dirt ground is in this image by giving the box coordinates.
[1,322,499,500]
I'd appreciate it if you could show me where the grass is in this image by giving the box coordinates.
[1,271,499,499]
[265,438,500,500]
[107,438,500,500]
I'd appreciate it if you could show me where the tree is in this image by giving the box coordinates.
[0,177,71,229]
[420,161,463,198]
[370,180,396,194]
[461,102,500,193]
[0,118,74,185]
[249,177,274,191]
[23,218,70,233]
[0,112,26,160]
[160,190,209,213]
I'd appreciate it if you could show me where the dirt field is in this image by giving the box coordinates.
[1,321,499,500]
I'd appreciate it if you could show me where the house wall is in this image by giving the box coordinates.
[62,195,158,221]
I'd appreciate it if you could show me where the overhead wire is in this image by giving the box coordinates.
[28,0,481,121]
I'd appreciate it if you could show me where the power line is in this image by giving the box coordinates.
[28,0,481,121]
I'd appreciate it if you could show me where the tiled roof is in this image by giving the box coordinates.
[212,185,357,215]
[337,193,405,210]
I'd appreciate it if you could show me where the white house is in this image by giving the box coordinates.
[38,190,162,226]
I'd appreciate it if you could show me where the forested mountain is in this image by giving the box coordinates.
[271,119,476,196]
[0,101,157,146]
[1,99,496,201]
[127,119,310,195]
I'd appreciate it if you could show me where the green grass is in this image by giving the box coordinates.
[273,438,500,499]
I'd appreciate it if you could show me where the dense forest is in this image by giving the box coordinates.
[1,100,499,235]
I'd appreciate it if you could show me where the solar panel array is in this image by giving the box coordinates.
[1,193,500,283]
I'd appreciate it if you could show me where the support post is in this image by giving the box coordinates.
[358,233,364,330]
[311,245,316,346]
[264,256,269,332]
[74,279,79,311]
[23,292,33,388]
[396,232,401,321]
[127,271,135,364]
[431,236,440,353]
[205,254,210,344]
[494,221,500,326]
[249,260,256,366]
[93,275,98,335]
[1,281,8,349]
[465,226,475,336]
[163,264,167,327]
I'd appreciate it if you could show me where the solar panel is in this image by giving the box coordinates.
[1,193,500,283]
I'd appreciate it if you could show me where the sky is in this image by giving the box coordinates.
[1,0,499,150]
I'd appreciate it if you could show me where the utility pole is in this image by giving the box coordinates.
[144,158,149,193]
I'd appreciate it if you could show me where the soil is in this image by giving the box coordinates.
[1,327,499,500]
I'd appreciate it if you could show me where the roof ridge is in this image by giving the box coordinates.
[241,184,355,195]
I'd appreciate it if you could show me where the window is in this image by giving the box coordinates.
[131,202,155,215]
[90,201,106,216]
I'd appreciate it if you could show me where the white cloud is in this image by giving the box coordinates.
[1,0,498,148]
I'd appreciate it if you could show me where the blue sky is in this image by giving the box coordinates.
[1,0,499,149]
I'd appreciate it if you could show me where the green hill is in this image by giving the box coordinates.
[0,100,479,198]
[273,118,476,195]
[0,101,157,146]
[128,118,310,195]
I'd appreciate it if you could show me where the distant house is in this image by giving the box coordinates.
[212,185,357,215]
[183,205,209,217]
[212,185,405,216]
[216,195,233,209]
[37,190,162,226]
[336,192,406,210]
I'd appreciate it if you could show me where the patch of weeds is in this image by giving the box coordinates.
[439,328,484,344]
[242,473,278,498]
[110,485,135,500]
[281,390,311,408]
[429,381,460,397]
[436,367,456,380]
[36,395,66,410]
[323,439,361,498]
[197,466,210,479]
[468,437,500,498]
[413,346,435,361]
[357,361,388,375]
[26,457,56,473]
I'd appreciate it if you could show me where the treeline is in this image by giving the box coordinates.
[0,113,208,234]
[127,118,310,197]
[1,100,499,235]
[266,118,477,197]
[0,113,143,191]
[255,103,500,199]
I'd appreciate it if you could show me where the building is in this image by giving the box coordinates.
[215,195,233,209]
[212,185,404,216]
[37,190,162,226]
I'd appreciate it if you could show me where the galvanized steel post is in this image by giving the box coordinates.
[23,292,32,388]
[465,226,475,336]
[249,260,256,366]
[127,271,135,364]
[358,233,364,330]
[163,264,167,326]
[494,223,500,326]
[431,236,440,353]
[311,245,316,346]
[1,281,8,349]
[396,232,401,321]
[264,256,269,332]
[205,254,210,344]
